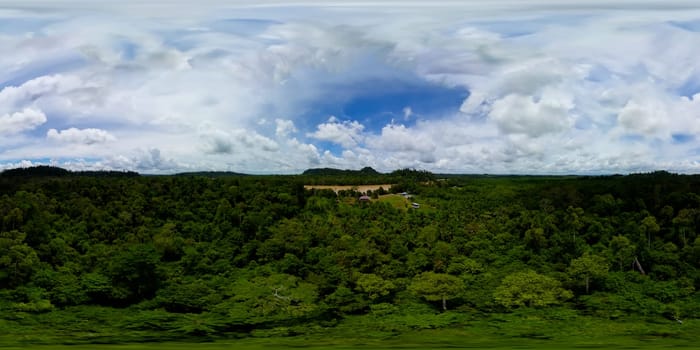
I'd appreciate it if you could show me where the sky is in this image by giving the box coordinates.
[1,1,700,174]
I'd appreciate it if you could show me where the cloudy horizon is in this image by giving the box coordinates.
[1,1,700,174]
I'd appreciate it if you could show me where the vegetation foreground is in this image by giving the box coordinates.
[0,167,699,347]
[1,312,698,348]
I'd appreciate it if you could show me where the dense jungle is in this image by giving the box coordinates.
[1,166,699,348]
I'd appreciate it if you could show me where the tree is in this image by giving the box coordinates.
[524,227,547,250]
[0,230,40,288]
[107,244,162,303]
[153,222,186,260]
[641,215,660,250]
[355,273,395,301]
[224,273,319,325]
[564,206,585,243]
[609,235,636,271]
[81,272,112,304]
[567,252,609,293]
[672,209,697,247]
[324,285,367,314]
[49,268,88,306]
[156,277,217,313]
[410,272,464,311]
[493,270,572,309]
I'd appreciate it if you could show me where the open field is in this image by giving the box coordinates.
[2,312,696,349]
[304,184,394,193]
[3,332,697,350]
[378,193,409,209]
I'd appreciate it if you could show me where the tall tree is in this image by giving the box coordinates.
[0,230,39,288]
[567,252,610,294]
[608,235,636,271]
[641,215,660,250]
[410,272,464,311]
[355,273,395,301]
[494,270,572,309]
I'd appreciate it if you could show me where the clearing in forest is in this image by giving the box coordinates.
[303,184,394,193]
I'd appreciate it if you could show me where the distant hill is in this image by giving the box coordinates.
[0,165,71,177]
[0,165,139,177]
[174,171,249,177]
[302,167,381,176]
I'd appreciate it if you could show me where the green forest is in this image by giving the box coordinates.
[1,166,699,347]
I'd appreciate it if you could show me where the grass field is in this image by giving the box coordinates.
[377,194,409,209]
[3,317,697,350]
[2,334,697,350]
[1,307,696,349]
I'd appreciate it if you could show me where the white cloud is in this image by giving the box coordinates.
[369,123,435,153]
[402,106,413,120]
[675,94,700,134]
[0,75,86,112]
[3,2,700,174]
[47,127,116,144]
[275,118,297,137]
[496,59,569,96]
[489,91,574,138]
[613,90,700,139]
[232,129,279,151]
[0,108,47,134]
[307,117,365,148]
[128,148,181,172]
[202,130,234,154]
[460,90,487,115]
[201,128,279,154]
[617,99,668,136]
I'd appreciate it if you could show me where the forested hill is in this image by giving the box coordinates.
[301,167,434,186]
[173,171,250,177]
[302,167,381,176]
[0,165,139,178]
[0,169,698,343]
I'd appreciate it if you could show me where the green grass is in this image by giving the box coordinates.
[378,194,409,209]
[1,308,697,349]
[377,194,434,212]
[2,315,697,349]
[2,332,698,350]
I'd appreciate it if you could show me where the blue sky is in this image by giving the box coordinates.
[2,1,700,174]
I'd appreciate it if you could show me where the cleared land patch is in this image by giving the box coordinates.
[304,184,394,193]
[378,194,410,209]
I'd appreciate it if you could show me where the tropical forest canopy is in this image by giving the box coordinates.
[0,166,699,343]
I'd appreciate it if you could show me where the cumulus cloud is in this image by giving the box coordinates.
[3,2,700,174]
[137,149,170,170]
[0,160,40,171]
[232,129,279,151]
[201,128,278,154]
[496,59,570,96]
[201,130,234,154]
[0,108,47,135]
[128,148,180,172]
[307,117,365,148]
[370,124,435,153]
[0,75,86,111]
[47,127,116,144]
[489,92,574,138]
[617,99,669,135]
[275,119,297,137]
[460,91,488,115]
